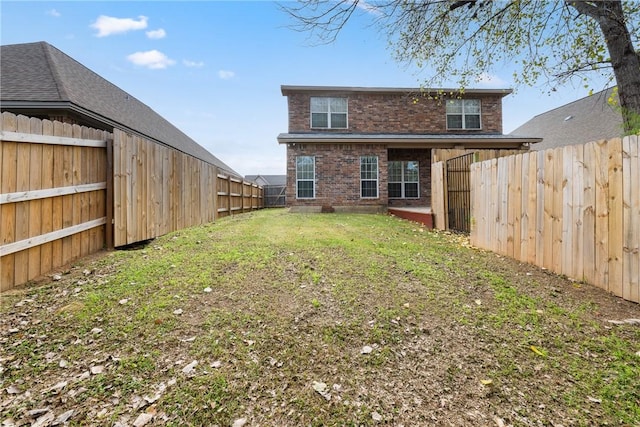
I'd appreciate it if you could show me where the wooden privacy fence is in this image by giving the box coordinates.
[0,113,109,290]
[431,149,528,230]
[113,129,219,246]
[1,113,263,291]
[216,173,263,218]
[470,137,639,303]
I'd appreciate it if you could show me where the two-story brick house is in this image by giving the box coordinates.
[278,85,539,214]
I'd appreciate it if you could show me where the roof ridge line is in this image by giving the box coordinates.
[40,42,70,101]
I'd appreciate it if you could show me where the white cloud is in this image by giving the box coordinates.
[146,28,166,39]
[127,50,175,69]
[91,15,148,37]
[47,9,61,17]
[475,72,509,87]
[183,59,205,68]
[218,70,235,80]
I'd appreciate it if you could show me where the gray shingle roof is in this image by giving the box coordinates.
[245,175,286,186]
[1,41,238,175]
[510,87,624,151]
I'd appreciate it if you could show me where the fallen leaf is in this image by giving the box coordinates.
[27,408,50,418]
[133,412,154,427]
[54,409,74,424]
[48,381,68,393]
[480,379,493,386]
[312,381,331,401]
[6,385,21,394]
[90,365,104,375]
[32,412,55,427]
[182,360,198,374]
[530,345,546,357]
[232,418,247,427]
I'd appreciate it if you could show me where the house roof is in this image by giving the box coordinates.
[0,41,238,175]
[245,175,286,186]
[509,87,623,151]
[277,133,540,149]
[281,85,514,97]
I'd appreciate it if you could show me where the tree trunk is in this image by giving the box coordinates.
[570,1,640,133]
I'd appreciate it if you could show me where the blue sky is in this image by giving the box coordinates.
[1,1,610,176]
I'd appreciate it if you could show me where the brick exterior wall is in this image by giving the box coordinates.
[283,87,509,210]
[287,90,504,134]
[286,144,388,210]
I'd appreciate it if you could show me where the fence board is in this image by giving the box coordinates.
[14,115,31,285]
[535,151,544,266]
[583,142,596,283]
[431,162,445,229]
[1,138,17,289]
[594,140,610,289]
[28,118,43,280]
[542,149,554,270]
[551,148,563,274]
[561,145,574,277]
[622,137,638,301]
[572,145,584,280]
[526,153,538,264]
[608,138,623,297]
[631,136,640,302]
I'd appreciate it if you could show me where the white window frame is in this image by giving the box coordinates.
[446,99,482,130]
[296,156,315,199]
[310,97,348,129]
[360,156,379,199]
[388,161,420,199]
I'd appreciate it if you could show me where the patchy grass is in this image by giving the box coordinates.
[1,209,639,426]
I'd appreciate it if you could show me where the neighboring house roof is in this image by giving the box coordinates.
[245,175,286,186]
[0,41,238,175]
[277,133,540,148]
[510,87,623,151]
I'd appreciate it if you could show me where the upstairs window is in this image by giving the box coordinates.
[388,161,419,199]
[446,99,481,130]
[296,156,315,199]
[311,97,348,129]
[360,156,379,198]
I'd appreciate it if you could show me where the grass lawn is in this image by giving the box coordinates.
[1,209,639,426]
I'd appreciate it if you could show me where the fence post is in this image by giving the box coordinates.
[105,138,114,249]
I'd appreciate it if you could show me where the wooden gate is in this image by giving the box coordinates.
[446,153,474,233]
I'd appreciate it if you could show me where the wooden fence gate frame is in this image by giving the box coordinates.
[264,185,286,207]
[446,152,475,233]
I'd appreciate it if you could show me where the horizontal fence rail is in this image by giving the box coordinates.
[470,137,639,303]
